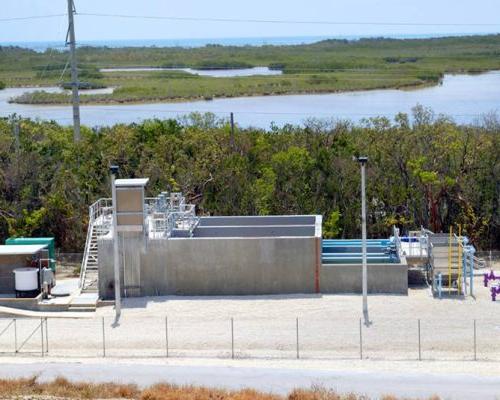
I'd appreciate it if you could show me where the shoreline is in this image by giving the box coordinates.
[6,69,499,107]
[4,78,437,107]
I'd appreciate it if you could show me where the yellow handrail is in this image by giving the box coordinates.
[457,225,462,295]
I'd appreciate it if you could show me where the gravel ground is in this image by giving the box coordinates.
[1,274,499,361]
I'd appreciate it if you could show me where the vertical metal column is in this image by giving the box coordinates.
[165,316,169,358]
[296,317,300,359]
[359,318,363,360]
[418,319,421,361]
[102,317,106,357]
[40,318,44,357]
[14,318,17,354]
[470,252,474,297]
[45,318,49,354]
[231,318,234,359]
[474,319,477,361]
[355,156,369,325]
[111,167,121,319]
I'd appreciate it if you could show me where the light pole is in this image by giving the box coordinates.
[110,165,121,320]
[355,156,370,326]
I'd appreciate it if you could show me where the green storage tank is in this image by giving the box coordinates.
[5,237,56,272]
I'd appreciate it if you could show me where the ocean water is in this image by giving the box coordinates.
[0,33,486,52]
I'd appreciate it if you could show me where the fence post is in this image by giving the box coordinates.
[418,319,421,361]
[14,318,17,354]
[165,316,169,358]
[45,317,49,354]
[359,318,363,360]
[474,319,477,361]
[40,317,44,357]
[296,317,300,359]
[231,317,234,359]
[102,317,106,358]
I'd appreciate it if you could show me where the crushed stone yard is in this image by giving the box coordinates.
[1,274,499,361]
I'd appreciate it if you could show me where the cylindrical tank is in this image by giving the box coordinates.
[14,268,38,291]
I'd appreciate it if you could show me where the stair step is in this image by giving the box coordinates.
[70,302,96,308]
[68,306,96,312]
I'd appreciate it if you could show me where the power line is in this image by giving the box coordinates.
[0,14,66,22]
[78,13,500,27]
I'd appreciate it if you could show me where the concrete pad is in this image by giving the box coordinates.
[52,278,79,297]
[71,293,98,306]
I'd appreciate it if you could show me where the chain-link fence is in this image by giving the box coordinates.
[1,316,499,361]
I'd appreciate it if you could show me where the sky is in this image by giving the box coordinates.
[1,0,499,43]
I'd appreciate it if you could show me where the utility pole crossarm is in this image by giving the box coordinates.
[66,0,81,142]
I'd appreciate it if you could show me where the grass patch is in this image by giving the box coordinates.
[0,376,442,400]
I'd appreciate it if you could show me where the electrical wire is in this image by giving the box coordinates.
[0,14,66,22]
[77,13,500,27]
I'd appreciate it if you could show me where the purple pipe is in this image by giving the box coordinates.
[491,286,500,301]
[484,270,500,287]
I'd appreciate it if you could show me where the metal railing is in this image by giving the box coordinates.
[148,195,199,238]
[79,198,113,288]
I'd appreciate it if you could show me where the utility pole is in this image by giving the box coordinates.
[355,156,370,326]
[66,0,81,142]
[230,112,235,150]
[12,120,20,152]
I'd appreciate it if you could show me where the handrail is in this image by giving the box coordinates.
[79,205,94,288]
[79,198,113,289]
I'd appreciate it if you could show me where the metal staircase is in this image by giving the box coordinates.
[81,224,99,292]
[79,199,112,293]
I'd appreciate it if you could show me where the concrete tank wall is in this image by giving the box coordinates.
[320,263,408,295]
[199,216,317,226]
[193,226,316,237]
[99,236,318,299]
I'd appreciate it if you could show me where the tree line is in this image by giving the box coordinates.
[0,107,498,252]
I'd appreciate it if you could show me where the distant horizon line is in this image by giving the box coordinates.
[1,32,498,49]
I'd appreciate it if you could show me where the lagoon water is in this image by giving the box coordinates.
[0,72,499,128]
[100,66,282,77]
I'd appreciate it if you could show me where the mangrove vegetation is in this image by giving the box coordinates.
[0,107,498,252]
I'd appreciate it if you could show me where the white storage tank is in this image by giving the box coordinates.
[14,268,38,293]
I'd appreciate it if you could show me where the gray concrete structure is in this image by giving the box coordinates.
[89,183,409,299]
[320,261,408,295]
[98,215,322,299]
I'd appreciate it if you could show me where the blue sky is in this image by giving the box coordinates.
[1,0,499,43]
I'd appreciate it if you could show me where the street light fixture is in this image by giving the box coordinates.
[354,156,370,326]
